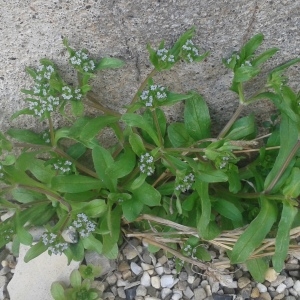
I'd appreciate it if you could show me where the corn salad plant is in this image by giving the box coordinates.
[0,28,300,282]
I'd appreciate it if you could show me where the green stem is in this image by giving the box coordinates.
[54,147,98,178]
[218,103,244,139]
[86,92,121,117]
[152,109,163,147]
[19,184,72,213]
[48,116,55,146]
[264,139,300,194]
[127,68,158,111]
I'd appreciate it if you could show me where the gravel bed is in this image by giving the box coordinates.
[2,238,300,300]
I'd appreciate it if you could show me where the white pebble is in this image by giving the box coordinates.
[151,276,161,289]
[141,263,154,271]
[136,285,147,297]
[257,282,268,293]
[293,280,300,294]
[171,289,183,300]
[187,275,195,284]
[141,272,151,287]
[155,262,164,275]
[161,288,172,299]
[276,283,286,293]
[161,275,175,288]
[131,262,142,275]
[183,286,194,299]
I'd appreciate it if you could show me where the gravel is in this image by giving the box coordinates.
[3,238,300,299]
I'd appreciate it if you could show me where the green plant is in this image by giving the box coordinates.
[1,28,300,282]
[51,264,102,300]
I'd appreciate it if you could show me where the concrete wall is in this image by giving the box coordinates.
[1,0,300,135]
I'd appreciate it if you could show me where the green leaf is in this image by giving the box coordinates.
[282,167,300,198]
[196,181,211,239]
[97,57,125,70]
[11,187,45,203]
[106,147,136,179]
[231,197,277,263]
[122,113,160,146]
[122,197,144,222]
[272,201,297,272]
[101,238,119,259]
[6,128,46,145]
[92,145,117,192]
[71,100,84,116]
[233,66,260,83]
[194,246,211,262]
[51,282,66,300]
[225,114,256,140]
[196,170,228,183]
[66,143,86,160]
[264,113,298,192]
[67,240,85,262]
[251,48,279,67]
[24,242,47,263]
[240,33,264,60]
[82,235,103,254]
[246,258,269,283]
[132,182,161,206]
[70,270,82,289]
[129,173,147,190]
[51,175,102,193]
[269,57,300,75]
[79,116,119,141]
[71,199,107,218]
[213,199,243,228]
[157,92,193,106]
[129,133,146,156]
[167,123,194,147]
[184,93,211,140]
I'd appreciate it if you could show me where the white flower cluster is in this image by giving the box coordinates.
[61,86,83,101]
[53,159,73,174]
[28,95,60,118]
[183,244,197,259]
[70,50,96,73]
[41,131,51,144]
[35,64,55,82]
[139,153,155,176]
[156,48,175,63]
[181,40,199,62]
[72,213,96,238]
[41,232,68,256]
[32,83,50,96]
[3,228,14,241]
[219,156,230,169]
[140,84,167,107]
[175,173,195,193]
[0,164,4,179]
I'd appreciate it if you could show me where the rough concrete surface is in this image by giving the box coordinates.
[0,1,300,133]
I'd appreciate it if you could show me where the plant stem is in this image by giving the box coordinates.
[127,68,158,110]
[152,109,163,147]
[54,147,98,178]
[86,92,121,117]
[48,116,55,145]
[264,139,300,193]
[19,184,72,213]
[218,103,244,139]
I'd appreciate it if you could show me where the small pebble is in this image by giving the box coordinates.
[211,281,220,293]
[284,277,294,288]
[161,288,172,299]
[260,292,272,300]
[265,268,279,282]
[293,280,300,294]
[122,269,132,280]
[273,293,285,300]
[118,261,130,272]
[187,275,195,284]
[117,287,126,299]
[271,275,286,287]
[130,262,142,275]
[257,282,268,293]
[238,277,250,289]
[155,262,164,275]
[183,286,194,299]
[141,272,151,287]
[136,285,147,297]
[106,274,117,286]
[276,283,286,293]
[151,276,161,289]
[193,287,207,300]
[251,287,260,298]
[171,289,182,300]
[161,274,175,288]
